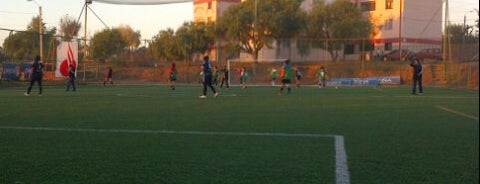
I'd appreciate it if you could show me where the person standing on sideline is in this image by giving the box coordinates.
[200,56,218,99]
[295,67,302,88]
[238,67,243,86]
[270,67,277,87]
[169,63,178,90]
[66,65,76,92]
[316,66,327,88]
[240,66,248,89]
[278,59,293,95]
[24,55,44,96]
[103,67,113,86]
[410,56,423,95]
[220,65,229,88]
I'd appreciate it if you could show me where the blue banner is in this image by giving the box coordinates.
[330,76,401,86]
[1,63,21,80]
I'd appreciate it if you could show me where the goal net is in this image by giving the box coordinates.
[226,58,288,86]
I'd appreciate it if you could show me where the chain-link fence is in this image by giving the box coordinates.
[1,36,478,90]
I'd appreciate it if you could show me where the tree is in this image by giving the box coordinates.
[117,25,141,63]
[150,28,183,62]
[217,0,306,60]
[175,21,216,83]
[446,23,478,44]
[2,16,56,61]
[306,0,374,61]
[59,14,81,41]
[89,28,126,61]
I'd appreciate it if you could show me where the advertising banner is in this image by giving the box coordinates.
[330,76,401,86]
[1,63,21,80]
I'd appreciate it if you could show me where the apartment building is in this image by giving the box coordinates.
[193,0,241,61]
[193,0,443,61]
[358,0,443,54]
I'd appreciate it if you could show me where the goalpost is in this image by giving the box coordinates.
[226,58,288,86]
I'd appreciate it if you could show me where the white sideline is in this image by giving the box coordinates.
[435,105,479,121]
[0,126,350,184]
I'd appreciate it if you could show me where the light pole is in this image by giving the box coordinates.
[27,0,43,60]
[462,10,476,61]
[253,0,257,84]
[463,10,476,41]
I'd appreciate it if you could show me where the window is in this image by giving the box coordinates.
[385,0,393,9]
[384,19,393,30]
[360,1,376,11]
[384,43,392,51]
[208,2,212,9]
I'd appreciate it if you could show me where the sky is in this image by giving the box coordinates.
[0,0,478,47]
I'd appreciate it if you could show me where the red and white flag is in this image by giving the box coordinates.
[56,41,78,77]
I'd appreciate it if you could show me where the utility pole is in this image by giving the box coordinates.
[398,0,403,60]
[27,0,42,60]
[253,0,258,84]
[84,0,92,58]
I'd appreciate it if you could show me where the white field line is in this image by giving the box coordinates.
[334,135,350,184]
[116,93,238,98]
[0,126,350,184]
[435,105,479,121]
[395,95,479,99]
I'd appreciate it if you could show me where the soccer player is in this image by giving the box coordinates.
[240,66,248,89]
[270,67,277,87]
[66,65,76,92]
[410,56,423,95]
[200,56,218,98]
[316,66,327,88]
[24,55,44,96]
[278,59,293,95]
[220,65,229,88]
[103,67,113,86]
[169,63,178,90]
[295,67,302,88]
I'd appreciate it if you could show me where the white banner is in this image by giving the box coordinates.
[55,41,78,77]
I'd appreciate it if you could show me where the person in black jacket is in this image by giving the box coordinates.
[24,55,44,96]
[199,56,218,99]
[220,65,229,88]
[104,67,113,86]
[66,65,76,92]
[410,56,423,95]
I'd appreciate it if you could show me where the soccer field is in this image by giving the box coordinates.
[0,84,478,183]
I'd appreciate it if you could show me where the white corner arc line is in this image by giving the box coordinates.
[0,126,350,184]
[435,105,479,121]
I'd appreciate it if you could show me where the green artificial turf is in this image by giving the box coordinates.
[0,84,478,183]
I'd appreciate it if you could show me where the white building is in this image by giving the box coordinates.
[193,0,444,61]
[358,0,443,53]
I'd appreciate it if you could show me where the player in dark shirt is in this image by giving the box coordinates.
[66,65,76,91]
[200,56,218,98]
[24,55,44,96]
[220,65,229,88]
[104,67,113,86]
[410,56,424,95]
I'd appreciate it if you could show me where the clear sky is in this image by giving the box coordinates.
[0,0,478,46]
